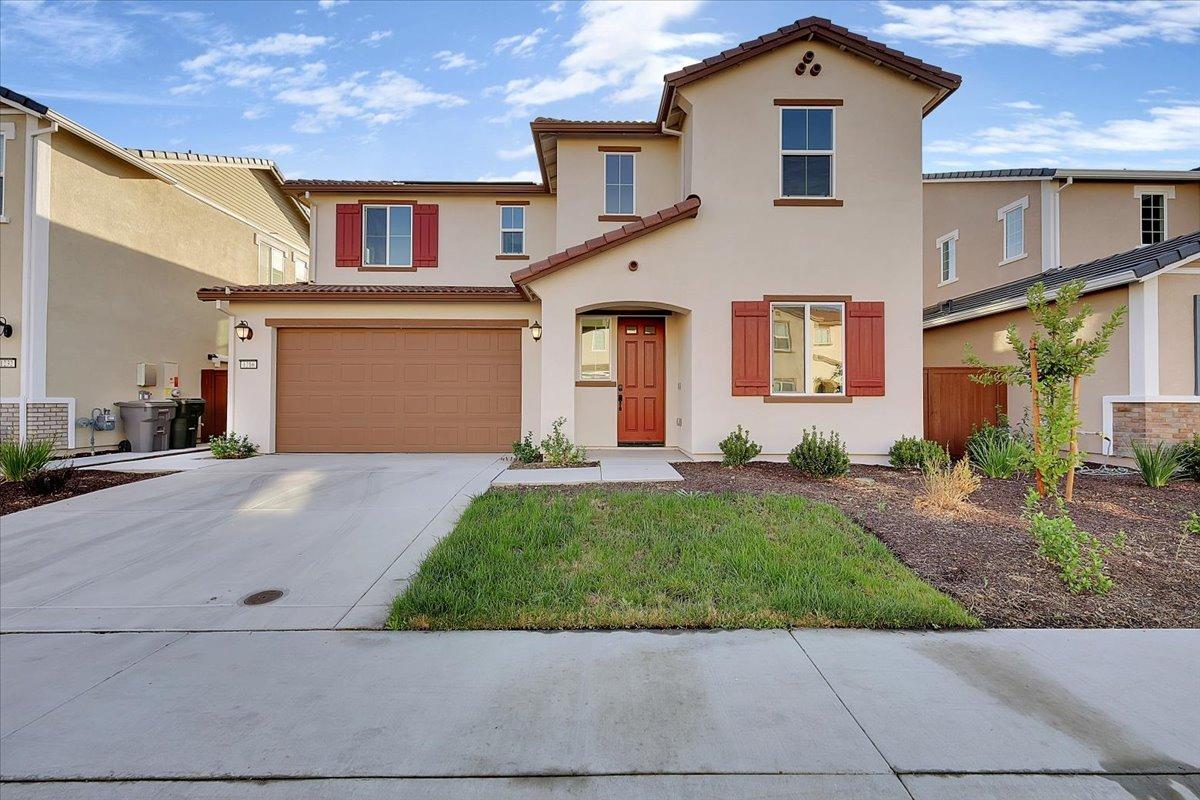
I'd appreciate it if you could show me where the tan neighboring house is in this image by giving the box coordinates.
[199,17,962,459]
[0,86,309,451]
[922,168,1200,457]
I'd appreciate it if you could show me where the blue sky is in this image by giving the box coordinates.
[1,0,1197,181]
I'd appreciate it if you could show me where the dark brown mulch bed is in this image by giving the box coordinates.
[507,461,600,470]
[0,471,170,516]
[661,462,1199,628]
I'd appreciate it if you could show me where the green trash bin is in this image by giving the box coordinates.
[170,398,206,448]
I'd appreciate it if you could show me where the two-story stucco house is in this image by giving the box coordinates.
[921,168,1199,457]
[199,18,961,458]
[0,87,309,451]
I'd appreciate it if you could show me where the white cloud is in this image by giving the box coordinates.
[317,0,349,10]
[18,87,200,107]
[926,103,1200,161]
[433,51,482,71]
[277,71,467,134]
[493,27,547,58]
[242,105,268,120]
[497,144,536,160]
[543,1,565,13]
[184,32,328,74]
[243,143,296,157]
[0,0,134,65]
[1003,100,1042,110]
[878,0,1200,56]
[362,30,392,46]
[477,169,542,182]
[498,1,726,113]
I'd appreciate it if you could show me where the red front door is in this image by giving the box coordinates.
[200,368,228,442]
[617,317,666,444]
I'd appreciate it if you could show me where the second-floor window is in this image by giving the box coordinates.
[937,230,958,285]
[295,258,309,283]
[500,205,525,254]
[604,153,634,215]
[780,107,834,198]
[1140,192,1166,244]
[997,196,1028,264]
[269,245,285,285]
[363,204,413,267]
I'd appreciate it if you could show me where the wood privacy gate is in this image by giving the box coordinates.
[923,367,1007,457]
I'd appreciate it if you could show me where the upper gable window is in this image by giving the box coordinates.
[500,205,525,254]
[936,230,958,285]
[604,153,635,215]
[780,108,834,198]
[1139,192,1167,245]
[996,196,1028,265]
[269,246,286,284]
[363,205,413,267]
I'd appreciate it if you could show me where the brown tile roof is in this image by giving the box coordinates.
[657,16,962,121]
[196,284,526,302]
[530,118,662,133]
[284,180,546,195]
[510,196,701,287]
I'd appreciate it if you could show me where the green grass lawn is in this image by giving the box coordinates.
[388,489,980,630]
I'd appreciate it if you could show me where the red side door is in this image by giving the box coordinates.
[200,368,228,441]
[617,317,666,445]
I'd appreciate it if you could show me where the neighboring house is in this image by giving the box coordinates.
[0,87,309,451]
[922,168,1200,457]
[199,17,961,458]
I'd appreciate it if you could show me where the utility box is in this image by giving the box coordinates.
[136,362,157,388]
[169,398,206,449]
[114,400,176,452]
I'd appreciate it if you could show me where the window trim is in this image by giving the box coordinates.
[603,152,636,216]
[1134,186,1173,246]
[499,204,526,256]
[0,122,13,223]
[996,196,1029,266]
[577,315,615,382]
[768,301,846,397]
[294,258,309,284]
[778,106,836,200]
[936,229,959,286]
[268,245,286,285]
[362,203,414,268]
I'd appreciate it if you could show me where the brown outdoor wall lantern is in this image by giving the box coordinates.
[530,321,542,341]
[234,320,254,341]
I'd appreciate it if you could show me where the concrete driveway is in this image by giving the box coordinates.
[0,453,505,632]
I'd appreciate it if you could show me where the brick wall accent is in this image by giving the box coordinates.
[0,403,18,443]
[26,402,70,448]
[1111,402,1200,456]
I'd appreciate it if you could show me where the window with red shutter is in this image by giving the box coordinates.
[845,301,885,396]
[412,204,439,267]
[731,301,770,396]
[335,203,362,267]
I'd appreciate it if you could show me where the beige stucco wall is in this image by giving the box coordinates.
[220,299,540,452]
[309,193,555,287]
[44,129,273,448]
[923,179,1045,306]
[527,42,935,457]
[923,286,1131,455]
[553,136,680,250]
[1059,181,1200,270]
[0,111,28,398]
[1159,272,1199,396]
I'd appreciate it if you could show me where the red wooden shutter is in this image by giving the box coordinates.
[731,301,770,396]
[412,204,439,267]
[335,203,362,267]
[846,301,885,396]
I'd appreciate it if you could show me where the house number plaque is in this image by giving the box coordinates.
[238,359,258,370]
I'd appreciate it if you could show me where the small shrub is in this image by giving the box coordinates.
[888,436,948,469]
[719,425,761,467]
[1131,440,1182,488]
[511,432,541,464]
[968,435,1029,479]
[0,438,57,482]
[1183,512,1200,536]
[1177,434,1200,482]
[787,427,849,478]
[24,465,77,496]
[916,458,981,512]
[1024,491,1122,594]
[208,432,258,459]
[540,417,587,466]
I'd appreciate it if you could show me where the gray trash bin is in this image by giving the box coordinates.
[115,400,177,452]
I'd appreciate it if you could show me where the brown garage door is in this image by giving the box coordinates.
[275,326,521,452]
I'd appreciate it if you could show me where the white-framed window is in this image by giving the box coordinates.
[0,122,12,221]
[1134,186,1173,245]
[770,302,845,395]
[578,317,614,380]
[363,204,413,267]
[604,153,635,215]
[937,229,959,285]
[780,107,834,198]
[997,196,1028,265]
[294,258,309,283]
[500,205,525,254]
[268,246,286,285]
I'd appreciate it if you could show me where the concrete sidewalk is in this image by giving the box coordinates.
[1,628,1196,798]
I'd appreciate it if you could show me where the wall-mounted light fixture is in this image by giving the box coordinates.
[234,320,254,341]
[0,316,11,338]
[530,321,542,342]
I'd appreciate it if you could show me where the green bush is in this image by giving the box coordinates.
[888,436,948,469]
[788,427,850,478]
[540,417,587,466]
[511,432,541,464]
[1024,491,1124,595]
[1177,434,1200,482]
[966,417,1029,479]
[0,438,57,482]
[1183,512,1200,536]
[719,425,762,467]
[208,432,259,459]
[1131,440,1182,488]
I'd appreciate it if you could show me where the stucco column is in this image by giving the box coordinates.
[537,300,576,441]
[1128,277,1160,396]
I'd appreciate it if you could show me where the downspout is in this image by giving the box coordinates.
[215,297,236,435]
[1051,176,1073,270]
[305,191,317,284]
[18,120,57,442]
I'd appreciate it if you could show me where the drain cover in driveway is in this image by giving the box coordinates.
[242,589,285,606]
